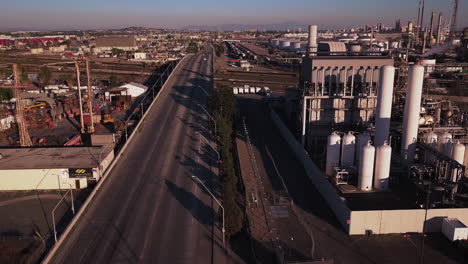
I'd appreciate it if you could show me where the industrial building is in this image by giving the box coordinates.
[94,36,138,54]
[291,25,468,237]
[0,146,114,190]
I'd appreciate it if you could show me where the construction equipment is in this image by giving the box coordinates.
[75,61,85,134]
[24,103,46,110]
[85,58,95,133]
[102,114,114,124]
[12,64,33,147]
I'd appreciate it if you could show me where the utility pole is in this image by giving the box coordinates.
[75,61,85,134]
[12,64,33,147]
[85,59,94,133]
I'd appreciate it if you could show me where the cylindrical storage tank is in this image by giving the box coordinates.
[279,40,291,49]
[356,132,371,165]
[401,65,424,164]
[358,142,375,191]
[270,39,280,47]
[390,41,399,49]
[341,132,356,167]
[424,131,438,162]
[350,44,362,52]
[374,143,392,190]
[451,142,465,182]
[437,132,453,155]
[326,132,341,176]
[288,41,300,51]
[374,65,395,147]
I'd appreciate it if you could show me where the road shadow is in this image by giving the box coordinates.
[165,180,214,227]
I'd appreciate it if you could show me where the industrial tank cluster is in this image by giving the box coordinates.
[270,39,308,52]
[325,64,467,192]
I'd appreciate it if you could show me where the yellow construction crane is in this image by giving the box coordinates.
[12,64,33,147]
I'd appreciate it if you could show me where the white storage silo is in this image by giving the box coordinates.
[438,132,453,155]
[291,41,302,51]
[350,44,362,53]
[233,87,238,95]
[451,142,465,182]
[374,142,392,190]
[356,132,371,165]
[374,65,395,147]
[401,65,424,164]
[279,40,291,49]
[341,132,356,167]
[424,131,438,162]
[358,142,375,191]
[326,132,341,176]
[270,39,280,47]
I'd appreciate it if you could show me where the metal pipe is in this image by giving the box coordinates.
[350,67,355,96]
[321,67,325,96]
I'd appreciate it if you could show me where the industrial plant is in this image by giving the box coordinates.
[292,19,468,237]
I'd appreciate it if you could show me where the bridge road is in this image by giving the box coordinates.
[47,49,233,264]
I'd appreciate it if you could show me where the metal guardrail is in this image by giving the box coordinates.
[122,60,178,142]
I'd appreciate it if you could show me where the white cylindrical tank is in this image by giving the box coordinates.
[290,41,302,51]
[401,65,424,164]
[270,39,280,47]
[438,132,453,155]
[350,44,362,52]
[358,142,375,191]
[279,40,291,49]
[451,142,465,182]
[341,132,356,167]
[374,65,395,147]
[424,131,438,162]
[356,132,371,165]
[233,87,238,95]
[374,143,392,190]
[326,132,341,176]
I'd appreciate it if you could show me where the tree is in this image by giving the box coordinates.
[38,66,52,88]
[111,48,124,57]
[0,88,14,101]
[214,44,225,57]
[186,41,200,54]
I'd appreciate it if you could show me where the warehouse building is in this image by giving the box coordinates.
[94,36,138,54]
[0,146,114,190]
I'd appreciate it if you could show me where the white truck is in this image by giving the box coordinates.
[442,218,468,241]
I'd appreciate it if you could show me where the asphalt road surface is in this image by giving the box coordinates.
[47,49,236,264]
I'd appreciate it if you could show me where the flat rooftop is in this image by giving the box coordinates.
[0,146,113,170]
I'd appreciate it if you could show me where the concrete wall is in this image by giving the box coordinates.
[349,208,468,235]
[0,169,87,190]
[270,108,351,232]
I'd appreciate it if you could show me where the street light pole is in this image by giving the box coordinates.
[195,132,220,160]
[191,175,225,247]
[197,104,217,135]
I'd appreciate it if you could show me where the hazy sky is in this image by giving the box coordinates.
[0,0,466,31]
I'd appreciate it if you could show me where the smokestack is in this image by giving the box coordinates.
[429,12,435,39]
[401,65,424,164]
[308,25,318,56]
[374,65,395,147]
[436,13,443,44]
